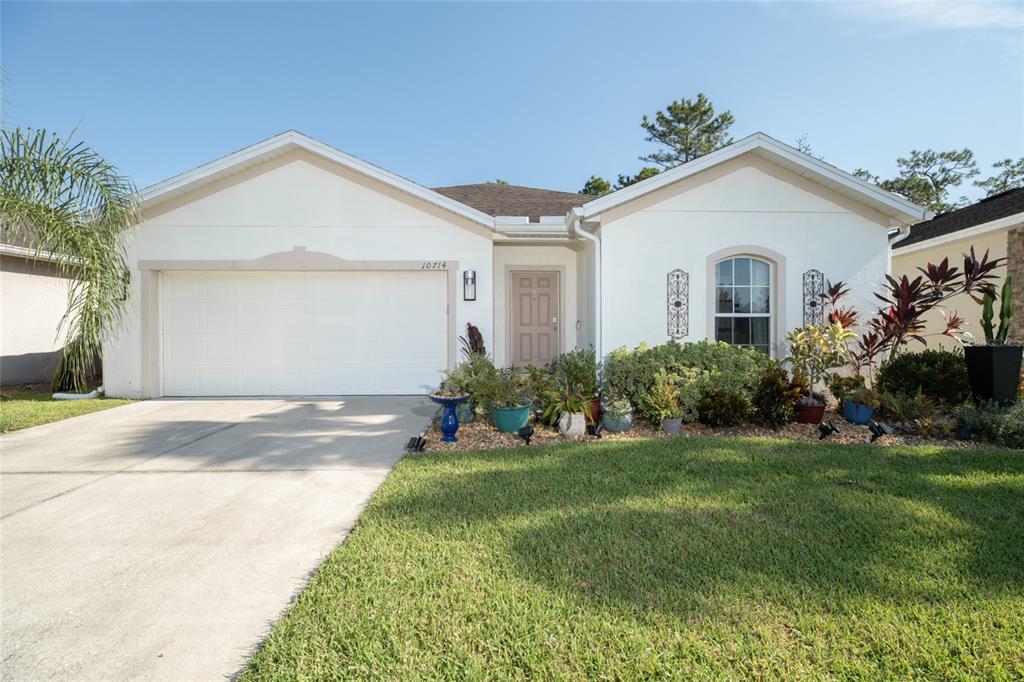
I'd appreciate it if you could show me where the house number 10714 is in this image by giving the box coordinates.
[421,261,447,270]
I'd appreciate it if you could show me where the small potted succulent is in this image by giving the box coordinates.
[965,277,1021,405]
[542,378,589,440]
[601,392,634,433]
[642,371,684,435]
[786,322,855,423]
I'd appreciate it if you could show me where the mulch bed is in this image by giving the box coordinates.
[423,410,988,452]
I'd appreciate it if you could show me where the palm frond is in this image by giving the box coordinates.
[1,127,139,392]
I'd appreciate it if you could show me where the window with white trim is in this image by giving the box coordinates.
[714,256,771,354]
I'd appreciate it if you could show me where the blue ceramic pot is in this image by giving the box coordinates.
[842,400,875,425]
[429,394,470,443]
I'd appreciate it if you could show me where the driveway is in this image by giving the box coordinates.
[0,396,433,681]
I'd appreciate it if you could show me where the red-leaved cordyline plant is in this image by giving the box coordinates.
[816,247,1005,378]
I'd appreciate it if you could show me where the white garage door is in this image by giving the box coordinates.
[161,270,448,396]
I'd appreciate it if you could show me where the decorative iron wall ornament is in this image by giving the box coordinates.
[667,269,689,339]
[803,269,824,326]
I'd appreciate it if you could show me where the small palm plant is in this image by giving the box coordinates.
[1,128,139,392]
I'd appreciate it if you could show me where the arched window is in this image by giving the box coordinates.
[714,256,772,354]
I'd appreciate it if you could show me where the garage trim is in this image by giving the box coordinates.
[137,247,458,397]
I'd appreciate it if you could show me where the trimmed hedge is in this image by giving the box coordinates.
[605,340,770,421]
[876,350,970,407]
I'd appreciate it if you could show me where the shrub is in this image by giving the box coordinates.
[958,400,1008,442]
[879,391,936,422]
[697,386,751,427]
[474,368,527,411]
[913,415,957,439]
[752,362,802,428]
[605,340,769,412]
[827,374,865,403]
[997,402,1024,449]
[551,348,599,398]
[876,350,969,408]
[523,364,556,418]
[640,370,681,422]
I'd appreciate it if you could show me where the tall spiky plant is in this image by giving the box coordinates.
[1,128,139,392]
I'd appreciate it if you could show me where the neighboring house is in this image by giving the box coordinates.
[0,245,72,385]
[102,130,928,398]
[892,188,1024,350]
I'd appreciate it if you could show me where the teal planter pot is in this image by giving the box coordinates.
[492,400,532,433]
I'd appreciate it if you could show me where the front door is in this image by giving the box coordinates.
[511,270,560,367]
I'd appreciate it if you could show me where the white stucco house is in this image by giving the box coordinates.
[103,130,928,398]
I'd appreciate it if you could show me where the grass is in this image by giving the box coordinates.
[0,385,133,432]
[243,437,1024,680]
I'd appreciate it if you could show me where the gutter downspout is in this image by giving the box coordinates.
[569,207,601,365]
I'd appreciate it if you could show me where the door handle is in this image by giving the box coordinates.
[552,316,558,331]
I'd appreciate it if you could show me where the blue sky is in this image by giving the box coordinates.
[3,1,1022,199]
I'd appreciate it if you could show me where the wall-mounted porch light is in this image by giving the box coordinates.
[463,269,477,301]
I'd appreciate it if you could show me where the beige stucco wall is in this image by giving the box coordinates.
[492,243,579,367]
[892,228,1010,350]
[596,154,893,357]
[1,256,71,384]
[104,149,495,398]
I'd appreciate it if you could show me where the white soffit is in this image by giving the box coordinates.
[578,132,931,226]
[136,131,497,230]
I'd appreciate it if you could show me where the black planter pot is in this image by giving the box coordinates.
[964,345,1023,406]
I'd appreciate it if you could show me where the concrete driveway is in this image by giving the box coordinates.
[0,396,433,681]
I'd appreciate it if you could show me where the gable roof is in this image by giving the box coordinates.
[892,188,1024,250]
[137,130,496,229]
[432,183,590,222]
[577,132,930,226]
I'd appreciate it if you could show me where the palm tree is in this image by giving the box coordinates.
[1,128,139,392]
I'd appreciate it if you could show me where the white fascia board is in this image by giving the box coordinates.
[578,132,930,225]
[0,243,62,263]
[891,211,1023,255]
[137,131,497,230]
[495,223,570,236]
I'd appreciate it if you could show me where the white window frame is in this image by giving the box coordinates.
[705,246,787,358]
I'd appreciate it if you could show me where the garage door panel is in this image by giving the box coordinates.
[162,271,447,396]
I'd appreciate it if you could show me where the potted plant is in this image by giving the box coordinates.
[844,385,882,425]
[552,348,600,424]
[601,392,634,433]
[542,378,589,440]
[828,373,880,425]
[786,322,855,423]
[965,277,1021,405]
[440,353,498,424]
[641,371,683,435]
[477,369,532,433]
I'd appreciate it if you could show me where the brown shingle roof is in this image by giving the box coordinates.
[893,188,1024,249]
[432,183,590,223]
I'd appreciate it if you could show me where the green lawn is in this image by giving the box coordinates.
[0,388,133,432]
[243,438,1024,680]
